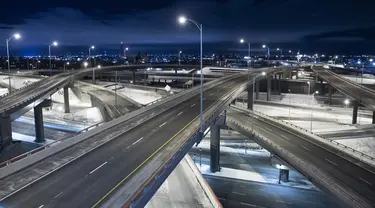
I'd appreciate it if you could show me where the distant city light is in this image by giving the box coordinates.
[97,65,101,68]
[357,60,361,64]
[277,48,280,51]
[315,91,319,94]
[125,47,129,51]
[370,58,373,62]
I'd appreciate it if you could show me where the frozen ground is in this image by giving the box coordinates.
[0,88,7,96]
[0,75,40,89]
[245,93,375,157]
[342,75,375,85]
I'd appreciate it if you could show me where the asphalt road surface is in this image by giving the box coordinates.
[227,108,375,206]
[0,75,248,208]
[205,175,339,208]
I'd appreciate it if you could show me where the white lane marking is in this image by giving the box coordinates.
[178,111,183,116]
[159,122,167,128]
[54,192,63,199]
[89,161,108,175]
[358,177,373,186]
[276,200,286,203]
[325,158,338,167]
[38,205,44,208]
[203,97,206,100]
[132,137,144,145]
[266,127,273,132]
[280,134,290,141]
[217,89,220,92]
[300,145,311,152]
[110,157,114,160]
[232,191,246,196]
[218,197,226,201]
[240,202,259,207]
[191,104,196,107]
[209,93,213,96]
[240,185,246,188]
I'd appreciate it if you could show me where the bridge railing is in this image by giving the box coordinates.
[231,105,375,167]
[227,118,372,208]
[0,121,105,168]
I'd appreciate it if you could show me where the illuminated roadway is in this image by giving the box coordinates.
[0,73,251,208]
[227,107,375,207]
[313,66,375,110]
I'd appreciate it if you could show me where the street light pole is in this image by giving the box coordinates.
[49,41,58,76]
[240,39,251,86]
[178,50,182,65]
[179,16,204,133]
[310,91,319,131]
[6,33,21,93]
[89,46,95,67]
[288,89,291,121]
[124,47,128,65]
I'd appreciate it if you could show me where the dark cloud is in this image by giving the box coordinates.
[303,27,375,42]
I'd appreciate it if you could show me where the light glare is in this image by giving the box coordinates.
[53,41,58,46]
[14,33,21,39]
[178,16,187,24]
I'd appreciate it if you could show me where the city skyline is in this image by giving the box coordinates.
[0,0,374,54]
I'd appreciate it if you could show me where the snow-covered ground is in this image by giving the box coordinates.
[0,75,40,89]
[0,88,7,96]
[342,75,375,85]
[246,93,375,157]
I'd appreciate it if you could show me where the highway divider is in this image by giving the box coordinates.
[226,118,372,208]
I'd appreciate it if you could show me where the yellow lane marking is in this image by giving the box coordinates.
[91,114,200,208]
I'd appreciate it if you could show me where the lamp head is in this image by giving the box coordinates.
[97,65,101,68]
[91,46,95,49]
[14,33,21,39]
[261,72,266,76]
[178,16,187,24]
[277,48,280,51]
[66,62,70,65]
[125,47,129,51]
[84,62,88,67]
[240,39,245,43]
[52,41,58,46]
[262,45,266,48]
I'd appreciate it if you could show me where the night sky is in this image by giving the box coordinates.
[1,0,375,55]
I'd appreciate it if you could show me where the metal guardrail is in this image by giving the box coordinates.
[232,105,375,167]
[0,121,105,168]
[227,119,372,208]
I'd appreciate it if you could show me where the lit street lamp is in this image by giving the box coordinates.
[49,41,58,76]
[310,90,319,131]
[277,48,282,62]
[251,72,267,136]
[6,33,21,93]
[178,15,204,134]
[344,99,350,107]
[89,45,95,67]
[262,44,270,58]
[84,62,88,68]
[178,50,182,65]
[64,62,69,71]
[124,47,129,64]
[240,38,251,85]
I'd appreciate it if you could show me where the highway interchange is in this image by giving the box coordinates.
[227,107,375,207]
[0,73,249,208]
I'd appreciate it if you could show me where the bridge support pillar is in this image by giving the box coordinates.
[352,101,358,124]
[34,99,52,143]
[255,81,259,100]
[64,86,70,113]
[328,85,333,105]
[210,124,220,173]
[0,115,12,151]
[247,85,253,110]
[92,69,96,84]
[373,111,375,124]
[267,75,271,101]
[231,99,236,105]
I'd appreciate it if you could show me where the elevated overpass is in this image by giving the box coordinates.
[313,66,375,124]
[226,105,375,208]
[0,70,260,207]
[0,64,200,150]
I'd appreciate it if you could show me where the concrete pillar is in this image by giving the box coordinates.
[372,111,375,124]
[247,85,253,110]
[92,69,96,84]
[231,99,236,105]
[267,75,271,101]
[0,115,12,150]
[64,86,70,113]
[328,85,333,105]
[132,71,136,84]
[255,81,259,100]
[278,78,281,95]
[352,101,358,124]
[295,71,299,80]
[280,169,289,182]
[34,99,52,143]
[91,96,111,122]
[210,124,220,173]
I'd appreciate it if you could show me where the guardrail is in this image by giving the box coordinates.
[0,121,105,168]
[231,105,375,167]
[227,119,372,208]
[127,73,247,208]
